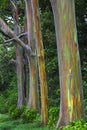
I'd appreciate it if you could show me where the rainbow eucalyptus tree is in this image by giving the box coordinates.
[25,0,39,109]
[50,0,84,128]
[11,1,25,107]
[23,19,29,104]
[31,0,48,125]
[0,0,40,110]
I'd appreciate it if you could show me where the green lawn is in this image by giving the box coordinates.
[0,114,52,130]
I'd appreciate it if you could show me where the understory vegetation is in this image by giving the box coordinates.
[1,112,87,130]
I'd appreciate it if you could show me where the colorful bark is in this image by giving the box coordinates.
[13,4,25,107]
[16,46,25,107]
[31,0,48,125]
[25,0,39,109]
[50,0,84,127]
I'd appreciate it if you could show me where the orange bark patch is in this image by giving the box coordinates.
[67,31,71,43]
[72,42,77,54]
[72,96,76,107]
[72,42,77,63]
[77,99,81,116]
[67,63,71,70]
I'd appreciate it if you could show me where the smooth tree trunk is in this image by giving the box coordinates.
[50,0,84,128]
[23,20,29,104]
[25,0,39,109]
[23,57,29,104]
[16,46,25,107]
[31,0,48,125]
[13,4,25,107]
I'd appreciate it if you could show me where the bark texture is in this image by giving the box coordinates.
[31,0,48,125]
[12,3,25,107]
[50,0,84,128]
[16,46,25,107]
[25,0,39,109]
[24,20,29,104]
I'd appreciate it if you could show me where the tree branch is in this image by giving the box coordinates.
[10,0,17,10]
[0,17,31,53]
[4,32,28,43]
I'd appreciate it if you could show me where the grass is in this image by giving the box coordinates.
[0,114,52,130]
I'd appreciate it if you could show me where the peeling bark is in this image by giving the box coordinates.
[50,0,84,128]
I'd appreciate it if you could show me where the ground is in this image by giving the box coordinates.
[0,114,51,130]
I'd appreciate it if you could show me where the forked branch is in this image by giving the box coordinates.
[0,17,31,53]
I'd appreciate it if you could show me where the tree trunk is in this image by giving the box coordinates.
[16,46,25,107]
[31,0,48,125]
[25,0,39,109]
[23,20,29,104]
[24,58,29,104]
[50,0,84,128]
[13,4,25,107]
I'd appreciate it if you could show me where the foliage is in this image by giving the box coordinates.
[5,89,17,109]
[48,107,59,127]
[0,44,16,90]
[80,47,87,117]
[0,94,8,113]
[59,119,87,130]
[21,109,39,123]
[9,106,26,119]
[9,105,39,122]
[0,113,52,130]
[0,87,17,114]
[0,114,10,123]
[75,0,87,43]
[0,44,17,113]
[8,105,16,115]
[0,114,23,130]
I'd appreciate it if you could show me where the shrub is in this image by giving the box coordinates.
[21,109,38,123]
[5,88,17,108]
[0,94,8,113]
[60,119,87,130]
[0,87,17,114]
[9,106,26,119]
[48,107,59,127]
[8,105,17,115]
